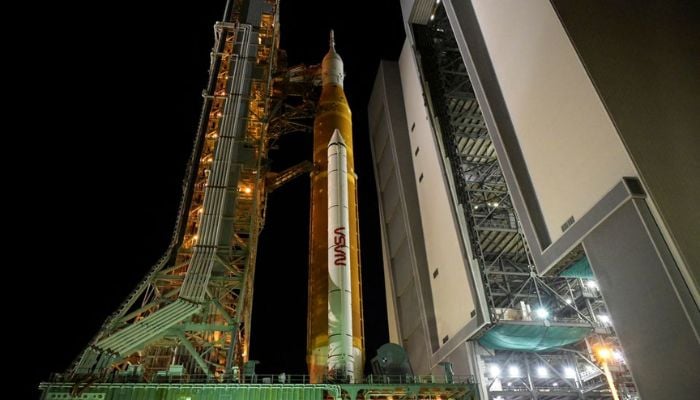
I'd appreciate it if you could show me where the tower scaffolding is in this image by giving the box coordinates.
[58,0,281,386]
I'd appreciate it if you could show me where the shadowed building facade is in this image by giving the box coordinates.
[369,1,699,399]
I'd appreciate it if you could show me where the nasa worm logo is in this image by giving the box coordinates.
[334,227,346,266]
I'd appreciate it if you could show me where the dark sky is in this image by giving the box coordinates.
[30,0,404,395]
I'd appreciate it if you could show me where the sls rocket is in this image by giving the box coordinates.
[307,31,364,383]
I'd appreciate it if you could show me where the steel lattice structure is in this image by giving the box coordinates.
[63,0,282,386]
[42,2,334,393]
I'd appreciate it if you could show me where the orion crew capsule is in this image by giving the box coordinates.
[307,31,364,383]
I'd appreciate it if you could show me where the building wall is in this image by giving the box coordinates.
[398,42,477,347]
[369,60,439,374]
[369,47,485,374]
[380,1,698,396]
[442,0,700,397]
[552,0,700,304]
[469,0,637,245]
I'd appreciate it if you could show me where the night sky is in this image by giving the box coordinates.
[30,0,404,395]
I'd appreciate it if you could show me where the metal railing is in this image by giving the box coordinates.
[45,372,476,386]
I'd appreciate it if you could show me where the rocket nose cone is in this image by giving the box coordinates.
[322,30,344,86]
[329,129,346,146]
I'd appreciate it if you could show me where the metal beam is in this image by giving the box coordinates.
[174,330,212,377]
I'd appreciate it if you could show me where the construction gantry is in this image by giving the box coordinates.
[60,0,282,388]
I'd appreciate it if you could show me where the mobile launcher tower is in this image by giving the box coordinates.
[39,1,477,400]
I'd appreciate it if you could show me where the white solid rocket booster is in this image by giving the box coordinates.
[327,128,354,382]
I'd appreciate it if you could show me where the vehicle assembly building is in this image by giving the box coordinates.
[368,1,699,400]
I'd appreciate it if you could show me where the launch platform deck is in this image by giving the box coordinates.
[40,374,478,400]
